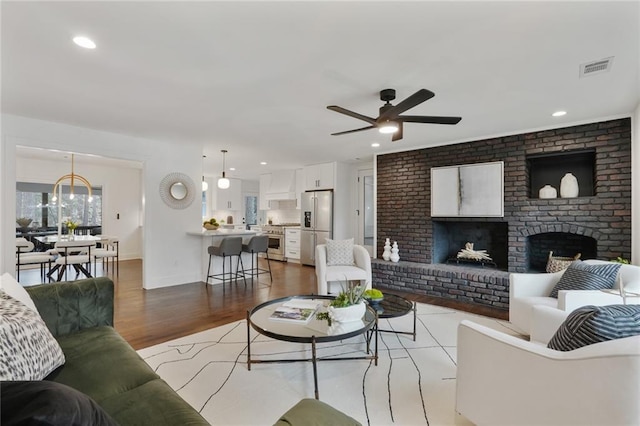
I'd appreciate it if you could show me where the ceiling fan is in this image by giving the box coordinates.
[327,88,461,142]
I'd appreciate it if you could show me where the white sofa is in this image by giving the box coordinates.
[315,244,372,295]
[456,320,640,426]
[509,260,640,343]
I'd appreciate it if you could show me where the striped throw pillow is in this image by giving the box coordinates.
[548,305,640,351]
[549,261,620,298]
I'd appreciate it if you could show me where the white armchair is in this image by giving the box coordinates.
[509,260,640,343]
[315,244,372,295]
[456,320,640,426]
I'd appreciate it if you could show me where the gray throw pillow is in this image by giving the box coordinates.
[0,290,65,380]
[549,261,620,298]
[326,238,355,266]
[548,304,640,351]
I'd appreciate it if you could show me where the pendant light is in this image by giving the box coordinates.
[201,155,208,192]
[51,154,93,202]
[217,149,230,189]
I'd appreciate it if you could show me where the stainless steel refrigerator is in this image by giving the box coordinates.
[300,190,333,266]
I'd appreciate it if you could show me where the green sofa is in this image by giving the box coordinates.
[24,277,209,426]
[11,277,360,426]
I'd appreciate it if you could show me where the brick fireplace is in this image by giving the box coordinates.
[374,118,632,310]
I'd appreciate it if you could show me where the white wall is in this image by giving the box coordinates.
[15,156,143,260]
[633,103,640,265]
[1,114,202,289]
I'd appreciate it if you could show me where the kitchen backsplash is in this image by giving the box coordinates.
[263,208,300,225]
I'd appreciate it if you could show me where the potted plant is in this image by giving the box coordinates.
[326,281,367,324]
[65,220,78,239]
[363,288,384,305]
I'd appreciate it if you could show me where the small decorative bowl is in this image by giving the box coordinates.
[365,296,384,305]
[203,223,219,230]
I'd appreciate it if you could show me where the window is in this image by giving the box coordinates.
[16,182,102,229]
[245,195,257,225]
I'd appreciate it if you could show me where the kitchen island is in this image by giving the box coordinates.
[187,229,260,285]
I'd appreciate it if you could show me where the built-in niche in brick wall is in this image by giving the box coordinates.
[376,118,632,273]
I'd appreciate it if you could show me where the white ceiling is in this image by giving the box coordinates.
[3,1,639,180]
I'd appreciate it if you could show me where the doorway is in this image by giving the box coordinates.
[356,168,374,256]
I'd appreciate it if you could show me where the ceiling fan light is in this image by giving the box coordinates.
[379,121,399,134]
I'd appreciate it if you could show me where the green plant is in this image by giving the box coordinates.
[65,220,78,231]
[612,256,630,264]
[329,281,367,308]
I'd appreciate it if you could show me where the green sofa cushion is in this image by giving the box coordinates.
[274,398,361,426]
[100,379,209,426]
[46,326,159,403]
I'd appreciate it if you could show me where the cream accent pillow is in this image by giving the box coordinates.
[0,272,38,312]
[0,290,65,380]
[326,238,355,266]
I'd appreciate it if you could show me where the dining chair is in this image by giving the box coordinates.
[15,238,54,282]
[50,240,96,282]
[93,236,119,276]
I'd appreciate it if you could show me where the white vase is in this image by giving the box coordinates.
[390,241,400,263]
[382,238,391,261]
[560,173,579,198]
[328,302,366,323]
[538,184,557,199]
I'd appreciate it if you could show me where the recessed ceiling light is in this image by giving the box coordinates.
[552,111,567,117]
[229,167,236,171]
[73,36,96,49]
[371,143,380,148]
[260,162,267,165]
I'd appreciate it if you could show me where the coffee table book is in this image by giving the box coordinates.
[269,299,321,324]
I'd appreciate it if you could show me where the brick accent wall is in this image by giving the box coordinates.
[375,118,632,309]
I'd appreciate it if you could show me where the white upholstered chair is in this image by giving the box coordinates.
[93,236,119,276]
[509,260,640,343]
[315,243,372,295]
[15,238,54,282]
[456,320,640,425]
[51,240,96,281]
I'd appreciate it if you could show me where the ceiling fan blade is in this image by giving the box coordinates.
[327,106,377,125]
[392,122,403,142]
[378,89,435,121]
[399,115,462,125]
[331,125,376,136]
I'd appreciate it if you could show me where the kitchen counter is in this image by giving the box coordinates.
[187,229,258,237]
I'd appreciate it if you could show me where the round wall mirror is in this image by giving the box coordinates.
[159,172,196,209]
[170,182,187,200]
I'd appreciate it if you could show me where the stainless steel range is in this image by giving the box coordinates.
[262,223,300,261]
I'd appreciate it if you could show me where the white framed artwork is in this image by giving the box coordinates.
[431,161,504,217]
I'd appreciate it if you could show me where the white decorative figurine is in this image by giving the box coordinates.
[382,238,391,261]
[390,241,400,263]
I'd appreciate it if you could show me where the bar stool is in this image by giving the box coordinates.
[206,237,247,287]
[242,235,272,283]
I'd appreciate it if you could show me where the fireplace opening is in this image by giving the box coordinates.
[432,221,508,270]
[527,232,597,272]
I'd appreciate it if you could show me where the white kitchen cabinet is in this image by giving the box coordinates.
[295,168,304,209]
[304,162,335,190]
[431,161,504,217]
[259,174,273,210]
[213,177,242,210]
[285,228,301,261]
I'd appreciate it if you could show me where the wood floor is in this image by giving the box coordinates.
[19,258,507,350]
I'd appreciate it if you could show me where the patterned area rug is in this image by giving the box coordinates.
[138,303,519,425]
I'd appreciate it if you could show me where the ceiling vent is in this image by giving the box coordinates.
[580,57,614,78]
